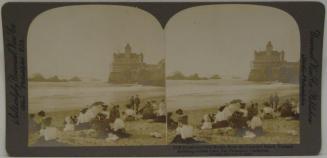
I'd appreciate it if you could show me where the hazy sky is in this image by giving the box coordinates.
[28,5,165,81]
[166,4,300,79]
[28,4,300,81]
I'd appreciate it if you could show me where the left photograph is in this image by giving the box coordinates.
[27,5,166,146]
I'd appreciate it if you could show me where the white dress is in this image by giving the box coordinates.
[112,118,125,131]
[40,127,59,141]
[176,125,193,139]
[249,116,262,129]
[63,123,75,132]
[201,114,212,130]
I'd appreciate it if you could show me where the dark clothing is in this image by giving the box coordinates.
[274,95,279,111]
[247,105,259,120]
[75,122,91,131]
[251,127,264,136]
[235,127,247,137]
[141,105,156,119]
[154,115,166,123]
[113,129,130,138]
[212,120,229,128]
[279,102,293,117]
[109,108,120,123]
[170,135,205,144]
[263,113,273,119]
[167,113,178,130]
[92,119,111,139]
[130,98,135,110]
[134,97,141,113]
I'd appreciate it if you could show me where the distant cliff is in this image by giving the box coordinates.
[167,71,221,80]
[28,73,82,82]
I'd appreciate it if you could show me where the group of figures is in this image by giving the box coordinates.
[167,93,299,144]
[29,96,167,146]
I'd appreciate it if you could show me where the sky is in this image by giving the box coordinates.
[166,4,300,79]
[27,5,165,81]
[28,4,300,81]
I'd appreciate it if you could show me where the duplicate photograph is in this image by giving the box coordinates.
[27,5,166,146]
[165,5,300,144]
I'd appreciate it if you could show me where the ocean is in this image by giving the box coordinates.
[28,79,299,113]
[166,79,299,111]
[28,81,164,113]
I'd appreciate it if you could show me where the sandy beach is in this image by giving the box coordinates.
[167,93,300,144]
[28,95,167,146]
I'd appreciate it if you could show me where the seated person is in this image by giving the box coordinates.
[29,114,40,133]
[237,103,248,118]
[63,116,75,132]
[34,117,69,146]
[33,110,47,129]
[230,111,248,137]
[92,113,111,139]
[278,100,294,117]
[261,102,274,119]
[213,105,231,128]
[247,114,263,136]
[167,112,178,130]
[75,108,92,130]
[109,105,120,123]
[100,105,110,119]
[140,101,156,119]
[153,99,167,123]
[247,103,259,120]
[171,115,204,144]
[124,104,136,121]
[111,115,130,138]
[201,114,212,130]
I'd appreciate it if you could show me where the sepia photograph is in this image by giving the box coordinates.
[27,5,166,146]
[166,4,300,144]
[27,4,301,147]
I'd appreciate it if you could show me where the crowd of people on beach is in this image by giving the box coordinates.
[167,93,299,144]
[29,95,167,146]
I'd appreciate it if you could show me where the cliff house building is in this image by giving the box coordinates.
[248,41,299,83]
[108,44,165,86]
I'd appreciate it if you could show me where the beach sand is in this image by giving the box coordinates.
[29,96,167,146]
[167,93,300,144]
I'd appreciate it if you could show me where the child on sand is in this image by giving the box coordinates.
[34,117,69,146]
[63,116,75,132]
[201,114,213,130]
